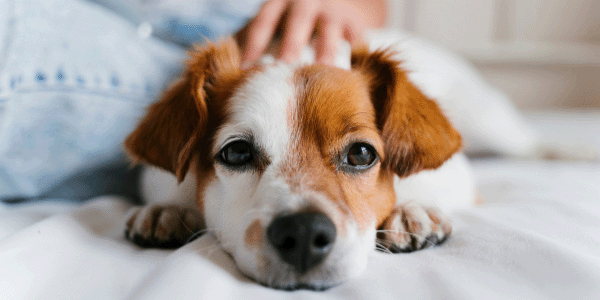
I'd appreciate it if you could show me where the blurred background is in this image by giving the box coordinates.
[387,0,600,110]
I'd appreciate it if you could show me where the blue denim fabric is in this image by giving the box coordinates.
[0,0,196,201]
[90,0,264,46]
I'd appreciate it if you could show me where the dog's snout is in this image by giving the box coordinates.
[267,213,336,274]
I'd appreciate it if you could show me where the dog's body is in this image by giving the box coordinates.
[124,36,478,290]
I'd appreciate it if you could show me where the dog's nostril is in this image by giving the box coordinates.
[267,212,336,274]
[313,233,330,248]
[279,236,296,251]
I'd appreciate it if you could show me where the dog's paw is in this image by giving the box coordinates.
[125,205,204,249]
[377,202,452,253]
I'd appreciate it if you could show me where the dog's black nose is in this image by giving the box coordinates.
[267,213,336,274]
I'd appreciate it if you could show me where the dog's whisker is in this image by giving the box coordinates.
[186,232,203,244]
[193,239,235,256]
[205,245,221,259]
[186,227,222,244]
[174,211,195,234]
[375,240,394,254]
[194,244,220,253]
[375,244,393,254]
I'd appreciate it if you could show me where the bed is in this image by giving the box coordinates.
[1,111,599,300]
[2,1,600,297]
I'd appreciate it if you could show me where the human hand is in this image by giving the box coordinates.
[236,0,386,68]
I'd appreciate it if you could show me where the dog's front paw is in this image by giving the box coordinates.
[377,202,452,253]
[125,205,204,249]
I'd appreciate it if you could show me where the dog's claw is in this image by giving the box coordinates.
[125,205,204,249]
[377,202,452,253]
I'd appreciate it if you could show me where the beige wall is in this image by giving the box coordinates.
[387,0,600,110]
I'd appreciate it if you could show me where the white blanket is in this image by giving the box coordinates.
[2,111,600,300]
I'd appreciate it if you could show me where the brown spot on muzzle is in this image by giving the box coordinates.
[245,219,263,247]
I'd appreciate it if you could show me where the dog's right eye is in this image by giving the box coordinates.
[220,141,254,166]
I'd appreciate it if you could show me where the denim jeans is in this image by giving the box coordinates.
[0,0,196,201]
[89,0,263,46]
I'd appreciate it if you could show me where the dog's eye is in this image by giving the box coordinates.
[220,141,253,166]
[346,143,377,167]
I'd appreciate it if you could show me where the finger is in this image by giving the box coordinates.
[315,15,342,66]
[343,23,364,45]
[279,0,320,63]
[235,21,250,49]
[241,0,289,67]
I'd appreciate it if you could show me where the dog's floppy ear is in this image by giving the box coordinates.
[351,46,462,177]
[125,38,241,182]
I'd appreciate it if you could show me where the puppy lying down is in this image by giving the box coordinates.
[124,35,493,290]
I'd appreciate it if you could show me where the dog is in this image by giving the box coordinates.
[123,37,476,290]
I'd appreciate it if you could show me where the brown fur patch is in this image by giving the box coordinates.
[351,45,462,177]
[125,38,243,181]
[427,209,442,224]
[245,219,263,247]
[193,163,215,216]
[124,38,256,215]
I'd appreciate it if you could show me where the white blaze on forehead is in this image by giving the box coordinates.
[214,64,296,162]
[206,63,302,269]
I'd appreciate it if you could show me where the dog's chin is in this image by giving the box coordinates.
[236,265,345,291]
[242,269,345,291]
[256,280,342,291]
[233,251,367,291]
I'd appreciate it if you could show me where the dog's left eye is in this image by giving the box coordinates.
[220,141,254,166]
[346,143,377,168]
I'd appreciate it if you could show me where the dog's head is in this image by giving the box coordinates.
[125,38,461,290]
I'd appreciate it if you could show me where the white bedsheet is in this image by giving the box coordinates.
[1,111,600,300]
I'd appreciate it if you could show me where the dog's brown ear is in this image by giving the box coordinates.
[351,46,462,177]
[125,38,241,182]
